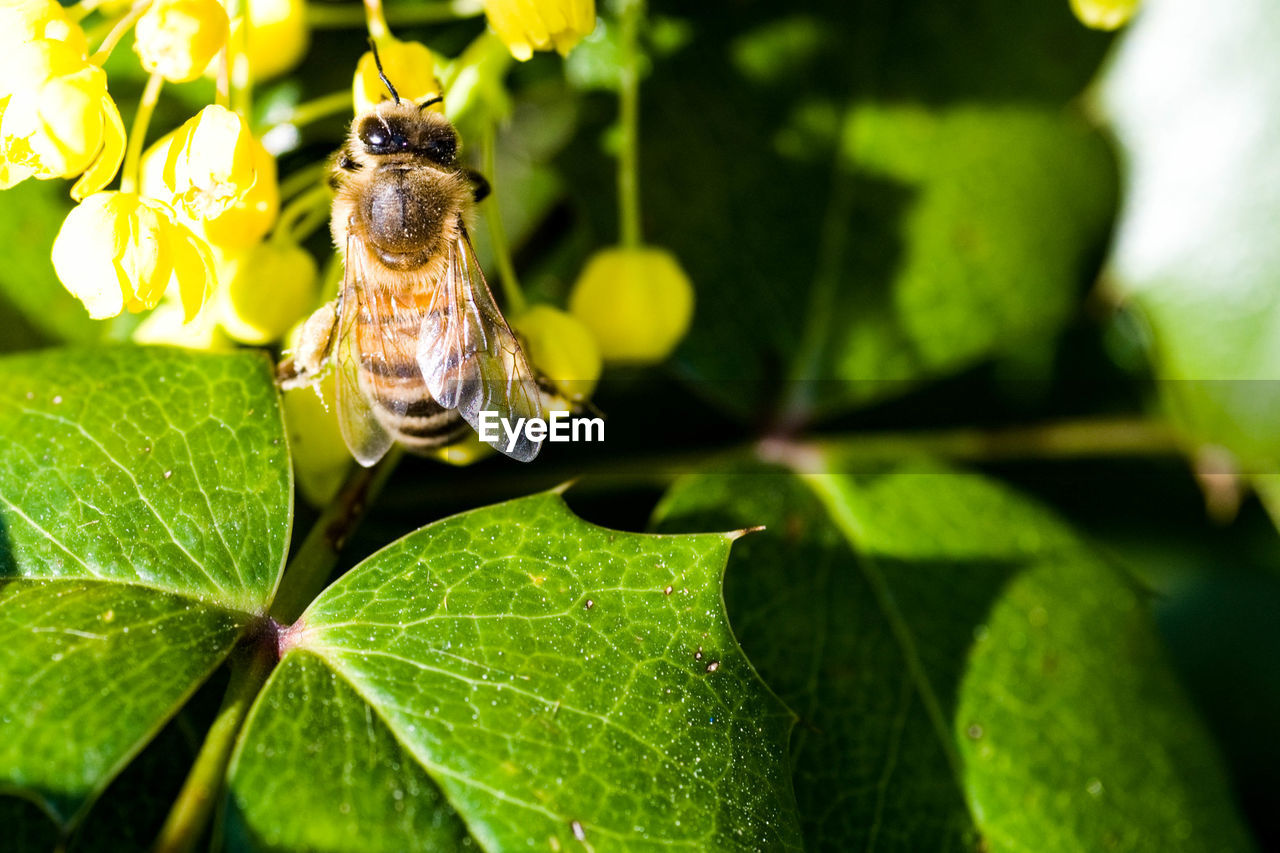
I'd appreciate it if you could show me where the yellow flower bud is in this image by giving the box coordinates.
[0,0,87,61]
[1070,0,1140,30]
[426,431,495,467]
[353,36,442,115]
[0,39,125,199]
[513,304,601,402]
[134,0,230,84]
[160,105,257,220]
[216,241,317,344]
[282,371,350,507]
[216,0,309,81]
[132,295,228,350]
[569,246,694,364]
[484,0,596,61]
[51,191,214,321]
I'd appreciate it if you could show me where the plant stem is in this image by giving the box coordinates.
[616,0,644,248]
[268,90,354,132]
[70,0,108,22]
[119,71,163,194]
[271,183,331,245]
[269,448,404,624]
[308,0,482,30]
[227,0,252,119]
[277,161,329,201]
[780,97,859,426]
[357,417,1187,509]
[481,120,527,315]
[89,0,151,65]
[152,631,275,853]
[363,0,390,39]
[795,416,1185,468]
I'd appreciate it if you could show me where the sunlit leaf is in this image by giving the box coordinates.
[0,347,292,830]
[227,492,801,850]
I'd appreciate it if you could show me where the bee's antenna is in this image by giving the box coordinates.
[368,38,400,105]
[419,95,443,111]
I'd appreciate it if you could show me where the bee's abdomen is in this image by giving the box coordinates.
[356,309,466,450]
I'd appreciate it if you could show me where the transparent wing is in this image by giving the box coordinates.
[417,223,543,462]
[334,235,395,467]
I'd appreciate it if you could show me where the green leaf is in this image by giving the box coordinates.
[227,492,801,850]
[654,466,1254,851]
[607,1,1116,419]
[801,104,1115,415]
[1100,0,1280,467]
[0,347,292,608]
[0,347,292,829]
[0,581,244,828]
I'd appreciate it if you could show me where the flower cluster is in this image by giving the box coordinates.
[1,1,124,200]
[5,0,697,484]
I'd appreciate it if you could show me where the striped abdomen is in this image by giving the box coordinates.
[355,279,468,451]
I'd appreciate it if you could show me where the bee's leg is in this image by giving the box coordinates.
[463,168,490,203]
[277,300,339,389]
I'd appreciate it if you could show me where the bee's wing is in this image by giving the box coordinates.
[417,223,543,462]
[334,234,397,467]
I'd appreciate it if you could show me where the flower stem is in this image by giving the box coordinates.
[152,629,275,853]
[308,0,482,30]
[89,0,152,65]
[119,71,164,194]
[70,0,108,22]
[268,447,404,624]
[268,90,354,132]
[226,0,252,118]
[272,183,331,245]
[616,0,644,248]
[481,120,527,316]
[363,0,390,39]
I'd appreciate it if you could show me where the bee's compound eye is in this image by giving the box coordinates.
[423,136,456,164]
[357,119,387,149]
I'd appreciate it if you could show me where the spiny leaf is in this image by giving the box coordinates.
[227,492,802,851]
[654,465,1254,851]
[0,347,292,609]
[0,346,292,831]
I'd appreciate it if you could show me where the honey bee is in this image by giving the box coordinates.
[281,46,541,465]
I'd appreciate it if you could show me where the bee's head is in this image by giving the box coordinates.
[356,103,458,166]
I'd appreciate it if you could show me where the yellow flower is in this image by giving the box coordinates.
[216,0,309,81]
[569,245,694,364]
[134,0,230,84]
[0,39,125,199]
[0,0,87,57]
[513,304,601,402]
[51,191,214,321]
[353,36,442,115]
[1070,0,1140,30]
[216,240,318,344]
[484,0,595,61]
[132,295,228,349]
[142,128,279,248]
[159,105,257,220]
[200,136,277,247]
